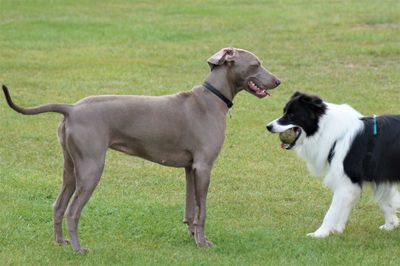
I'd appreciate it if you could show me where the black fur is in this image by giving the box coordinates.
[278,92,327,136]
[327,141,336,165]
[344,115,400,185]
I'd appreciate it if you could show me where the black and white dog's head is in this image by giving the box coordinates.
[266,92,327,149]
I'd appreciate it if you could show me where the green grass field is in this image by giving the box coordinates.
[0,0,399,265]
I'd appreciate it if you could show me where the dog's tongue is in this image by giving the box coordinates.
[281,143,289,149]
[249,82,269,98]
[257,89,269,98]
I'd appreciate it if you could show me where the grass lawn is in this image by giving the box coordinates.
[0,0,399,265]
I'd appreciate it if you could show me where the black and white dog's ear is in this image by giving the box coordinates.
[299,94,312,103]
[291,91,303,99]
[310,96,324,108]
[290,91,325,112]
[299,93,324,108]
[301,94,326,119]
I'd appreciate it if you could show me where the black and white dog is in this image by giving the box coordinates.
[267,91,400,237]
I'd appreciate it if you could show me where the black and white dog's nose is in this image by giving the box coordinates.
[266,124,273,132]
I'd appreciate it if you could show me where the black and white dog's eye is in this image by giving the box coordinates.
[287,113,295,119]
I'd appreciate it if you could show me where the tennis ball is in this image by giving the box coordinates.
[279,128,297,144]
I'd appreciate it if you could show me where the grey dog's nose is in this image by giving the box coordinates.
[266,124,273,132]
[275,79,281,86]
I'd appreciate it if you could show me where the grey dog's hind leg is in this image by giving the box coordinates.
[53,123,76,245]
[64,132,107,253]
[65,156,105,253]
[53,149,76,245]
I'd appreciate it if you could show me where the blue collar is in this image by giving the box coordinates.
[373,114,378,136]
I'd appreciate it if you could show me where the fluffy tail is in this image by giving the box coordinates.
[2,85,72,116]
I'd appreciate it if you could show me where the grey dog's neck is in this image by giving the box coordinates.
[204,68,239,102]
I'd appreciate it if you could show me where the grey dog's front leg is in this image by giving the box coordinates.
[183,167,196,237]
[193,163,213,247]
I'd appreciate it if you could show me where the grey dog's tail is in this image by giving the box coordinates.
[2,85,72,116]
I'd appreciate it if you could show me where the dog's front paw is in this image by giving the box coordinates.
[307,228,331,238]
[196,238,214,248]
[379,221,399,231]
[194,227,214,248]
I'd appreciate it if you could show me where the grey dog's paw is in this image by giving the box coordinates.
[198,239,214,248]
[56,239,71,246]
[76,247,90,254]
[195,236,214,247]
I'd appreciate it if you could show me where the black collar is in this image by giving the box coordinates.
[203,82,233,108]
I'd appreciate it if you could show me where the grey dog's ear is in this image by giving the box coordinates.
[207,48,238,70]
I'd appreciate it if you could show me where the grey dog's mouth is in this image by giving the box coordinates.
[247,80,269,98]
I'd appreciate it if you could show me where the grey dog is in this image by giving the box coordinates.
[2,48,280,253]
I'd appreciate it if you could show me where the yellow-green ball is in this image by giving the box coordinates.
[279,128,297,144]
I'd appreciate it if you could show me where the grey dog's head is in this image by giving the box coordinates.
[207,48,281,98]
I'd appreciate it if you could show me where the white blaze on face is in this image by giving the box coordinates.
[267,117,297,133]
